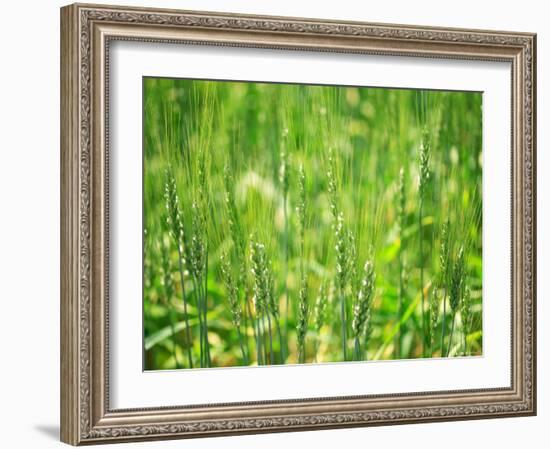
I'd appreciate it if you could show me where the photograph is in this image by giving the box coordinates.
[142,77,483,370]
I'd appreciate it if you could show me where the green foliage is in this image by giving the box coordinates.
[143,77,483,369]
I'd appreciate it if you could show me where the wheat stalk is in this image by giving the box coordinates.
[334,212,349,360]
[352,259,375,361]
[223,165,252,362]
[328,150,350,359]
[164,168,194,368]
[295,165,309,363]
[418,128,431,357]
[447,245,466,356]
[264,264,275,365]
[196,148,212,366]
[439,219,450,355]
[327,149,339,222]
[250,239,275,364]
[265,263,284,364]
[297,274,309,363]
[159,237,182,368]
[249,239,265,365]
[220,250,248,364]
[189,200,210,367]
[279,149,290,362]
[223,166,246,282]
[461,286,472,356]
[279,149,290,363]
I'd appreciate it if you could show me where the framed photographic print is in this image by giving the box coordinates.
[60,3,537,445]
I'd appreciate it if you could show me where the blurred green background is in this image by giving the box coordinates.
[143,77,482,370]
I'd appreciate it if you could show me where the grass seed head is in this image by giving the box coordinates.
[439,219,451,287]
[164,169,185,248]
[327,149,339,222]
[265,265,278,319]
[197,148,208,201]
[223,165,246,282]
[159,237,174,304]
[352,259,375,339]
[346,229,358,293]
[419,128,431,201]
[250,239,272,316]
[335,212,348,291]
[314,281,329,332]
[220,250,241,327]
[189,201,207,279]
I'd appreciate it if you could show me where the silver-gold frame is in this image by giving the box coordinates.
[60,3,537,445]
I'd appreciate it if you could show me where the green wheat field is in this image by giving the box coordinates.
[143,77,483,370]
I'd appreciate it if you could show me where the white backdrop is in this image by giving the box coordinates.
[0,0,546,448]
[110,42,511,408]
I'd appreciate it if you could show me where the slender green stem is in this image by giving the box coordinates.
[354,338,361,361]
[446,312,456,357]
[363,324,371,361]
[396,251,404,359]
[298,347,305,364]
[167,310,181,369]
[463,325,468,356]
[246,298,257,347]
[198,283,204,367]
[283,194,289,359]
[175,250,193,368]
[440,287,447,356]
[199,281,206,366]
[244,293,257,361]
[298,311,306,364]
[274,318,284,364]
[340,289,347,361]
[202,256,211,367]
[419,202,426,357]
[241,297,250,361]
[266,311,274,364]
[236,326,248,365]
[255,317,263,365]
[261,314,269,364]
[191,276,204,367]
[194,273,208,367]
[257,312,267,364]
[464,309,472,357]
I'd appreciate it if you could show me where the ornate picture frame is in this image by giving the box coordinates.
[60,3,536,445]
